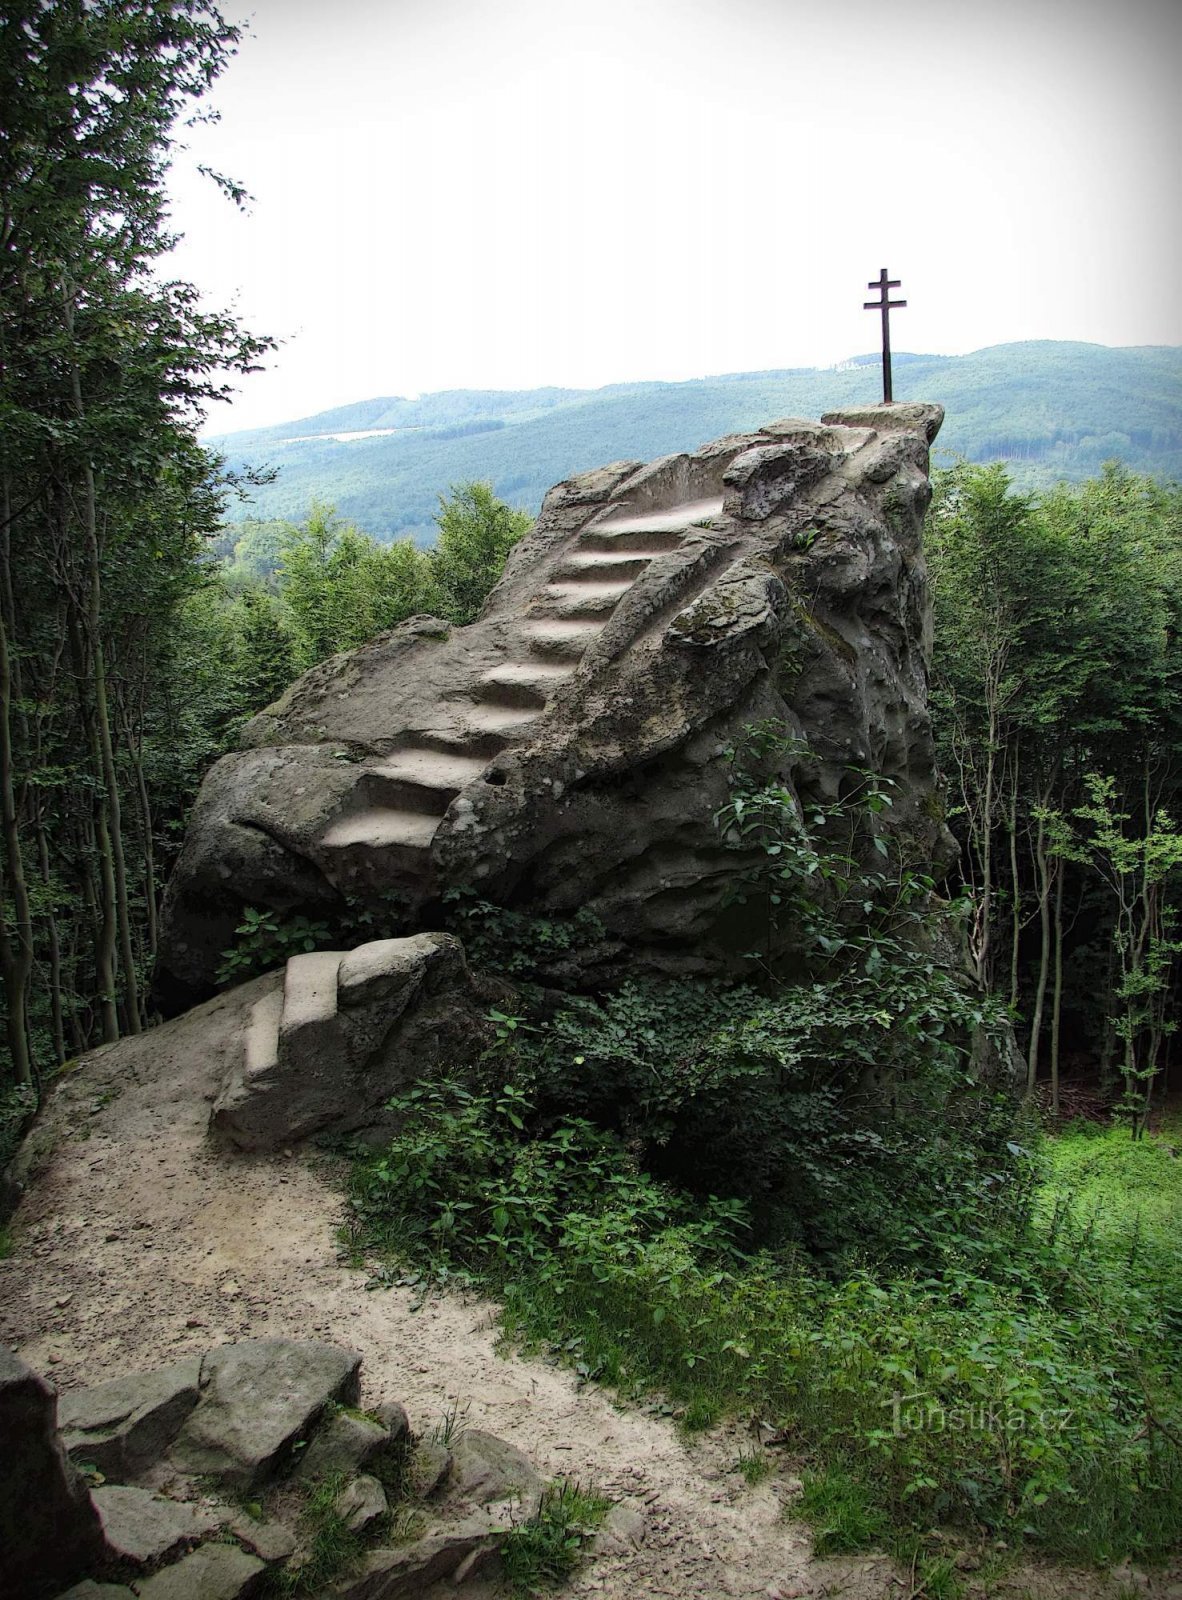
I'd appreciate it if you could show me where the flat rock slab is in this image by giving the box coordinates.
[411,1438,452,1498]
[53,1585,137,1600]
[222,1511,296,1563]
[92,1484,217,1566]
[135,1544,265,1600]
[445,1429,542,1512]
[295,1410,389,1480]
[335,1473,388,1534]
[60,1358,201,1479]
[169,1340,361,1487]
[331,1514,505,1600]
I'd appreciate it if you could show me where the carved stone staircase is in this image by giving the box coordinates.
[214,932,472,1147]
[313,494,727,888]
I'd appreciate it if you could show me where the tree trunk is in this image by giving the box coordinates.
[1026,809,1053,1093]
[65,284,142,1035]
[0,600,33,1085]
[1050,858,1065,1117]
[35,816,66,1066]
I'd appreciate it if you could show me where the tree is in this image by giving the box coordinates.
[0,2,269,1085]
[927,463,1182,1107]
[276,503,433,670]
[429,482,532,625]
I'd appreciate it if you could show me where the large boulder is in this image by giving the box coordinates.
[168,1340,361,1488]
[157,406,951,1001]
[59,1359,202,1480]
[0,1349,106,1600]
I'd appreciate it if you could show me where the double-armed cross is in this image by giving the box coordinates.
[863,268,906,403]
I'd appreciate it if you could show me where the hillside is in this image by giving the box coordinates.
[210,341,1182,540]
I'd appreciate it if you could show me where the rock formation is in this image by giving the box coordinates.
[2,1339,562,1600]
[0,1349,106,1599]
[157,404,950,1003]
[209,931,490,1150]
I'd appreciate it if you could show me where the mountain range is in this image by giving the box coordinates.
[209,341,1182,542]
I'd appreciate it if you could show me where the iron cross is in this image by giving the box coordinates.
[863,268,907,403]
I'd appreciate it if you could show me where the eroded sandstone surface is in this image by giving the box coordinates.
[157,405,950,1002]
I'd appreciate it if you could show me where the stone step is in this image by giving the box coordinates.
[244,987,283,1082]
[358,770,458,816]
[463,703,545,735]
[520,618,604,660]
[320,808,441,852]
[577,525,684,554]
[592,494,725,534]
[530,581,633,620]
[552,552,652,583]
[474,661,574,709]
[373,746,490,791]
[281,950,344,1034]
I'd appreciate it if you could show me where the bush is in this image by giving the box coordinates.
[345,738,1182,1560]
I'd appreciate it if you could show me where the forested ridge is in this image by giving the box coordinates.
[210,341,1182,540]
[2,1,1182,1577]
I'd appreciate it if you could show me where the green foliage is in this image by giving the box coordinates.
[351,1094,1182,1561]
[798,1466,887,1555]
[0,1082,36,1177]
[441,888,607,980]
[215,908,335,988]
[268,1472,364,1597]
[428,480,532,624]
[927,461,1182,1107]
[348,739,1181,1563]
[500,1480,609,1597]
[277,502,433,670]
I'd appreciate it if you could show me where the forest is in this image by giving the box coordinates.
[1,0,1180,1582]
[208,342,1182,540]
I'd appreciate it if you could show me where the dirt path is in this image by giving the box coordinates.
[0,989,1159,1600]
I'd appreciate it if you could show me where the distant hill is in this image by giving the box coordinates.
[209,342,1182,542]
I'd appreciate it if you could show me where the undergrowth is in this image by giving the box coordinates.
[345,731,1182,1566]
[267,1472,364,1596]
[501,1481,609,1596]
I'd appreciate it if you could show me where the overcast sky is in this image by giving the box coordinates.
[165,0,1182,434]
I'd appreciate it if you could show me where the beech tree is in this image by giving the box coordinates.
[0,2,269,1091]
[928,463,1182,1110]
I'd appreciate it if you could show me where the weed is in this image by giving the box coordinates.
[500,1480,608,1596]
[266,1473,364,1596]
[736,1447,773,1486]
[430,1398,469,1448]
[798,1466,887,1555]
[346,735,1182,1564]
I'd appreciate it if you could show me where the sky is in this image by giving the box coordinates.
[165,0,1182,434]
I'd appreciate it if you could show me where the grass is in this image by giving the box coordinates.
[736,1447,774,1486]
[500,1480,609,1597]
[348,1093,1182,1567]
[267,1473,365,1597]
[798,1466,887,1556]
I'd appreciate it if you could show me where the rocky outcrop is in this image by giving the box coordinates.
[0,1349,106,1599]
[157,405,950,1000]
[59,1359,202,1481]
[166,1338,362,1487]
[209,932,489,1150]
[1,1340,576,1600]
